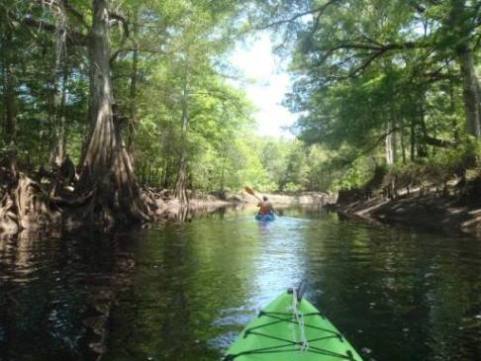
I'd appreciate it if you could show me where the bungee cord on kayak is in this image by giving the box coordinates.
[223,289,363,360]
[223,312,358,360]
[291,287,309,352]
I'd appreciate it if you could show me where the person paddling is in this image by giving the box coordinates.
[244,187,277,219]
[257,196,274,215]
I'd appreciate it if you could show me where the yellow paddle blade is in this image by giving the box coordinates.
[244,186,256,196]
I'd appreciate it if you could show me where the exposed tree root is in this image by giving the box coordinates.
[74,131,158,227]
[0,148,240,236]
[0,159,158,237]
[0,170,63,235]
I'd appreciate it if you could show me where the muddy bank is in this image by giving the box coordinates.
[334,180,481,237]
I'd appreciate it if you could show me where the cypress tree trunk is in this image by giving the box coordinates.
[449,0,481,137]
[2,25,16,147]
[55,68,68,166]
[1,22,17,177]
[175,81,189,205]
[127,45,139,151]
[127,13,139,152]
[385,118,396,165]
[50,4,68,168]
[175,152,188,204]
[448,75,459,142]
[417,103,428,157]
[78,0,151,224]
[458,45,481,137]
[81,0,115,178]
[410,116,416,161]
[400,117,406,164]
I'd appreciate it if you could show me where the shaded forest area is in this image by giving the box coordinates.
[2,0,481,233]
[0,0,325,234]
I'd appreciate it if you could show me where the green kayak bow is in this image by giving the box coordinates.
[223,288,364,361]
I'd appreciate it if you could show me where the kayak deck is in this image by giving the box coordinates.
[223,291,363,361]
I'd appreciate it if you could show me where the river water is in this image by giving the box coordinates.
[1,208,481,361]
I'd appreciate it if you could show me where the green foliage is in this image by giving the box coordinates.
[8,0,480,196]
[259,0,481,192]
[389,140,481,185]
[330,156,378,191]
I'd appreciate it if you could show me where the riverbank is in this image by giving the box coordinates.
[150,191,231,222]
[0,183,331,236]
[227,190,334,206]
[149,188,333,221]
[334,178,481,237]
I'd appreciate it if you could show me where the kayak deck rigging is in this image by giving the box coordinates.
[223,290,363,361]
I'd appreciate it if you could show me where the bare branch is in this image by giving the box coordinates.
[310,40,427,78]
[109,11,130,64]
[257,0,342,30]
[422,135,455,148]
[22,15,88,46]
[109,11,129,36]
[110,45,166,65]
[348,50,387,77]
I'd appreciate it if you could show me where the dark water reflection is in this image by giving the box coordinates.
[1,208,481,361]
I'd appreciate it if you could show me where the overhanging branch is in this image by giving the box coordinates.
[22,16,88,46]
[109,11,130,64]
[257,0,342,30]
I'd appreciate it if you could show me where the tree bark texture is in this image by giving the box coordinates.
[50,2,68,167]
[79,0,151,224]
[175,83,189,205]
[127,17,139,152]
[458,46,481,137]
[2,25,16,146]
[385,118,396,166]
[449,0,481,137]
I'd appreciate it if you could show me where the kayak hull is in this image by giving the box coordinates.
[255,213,275,222]
[224,291,364,361]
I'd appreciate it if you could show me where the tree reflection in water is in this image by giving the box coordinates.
[1,209,481,361]
[0,230,136,361]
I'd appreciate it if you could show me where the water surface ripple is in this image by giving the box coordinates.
[1,208,481,360]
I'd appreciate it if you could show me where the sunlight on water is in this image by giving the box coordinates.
[1,208,481,361]
[252,216,310,304]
